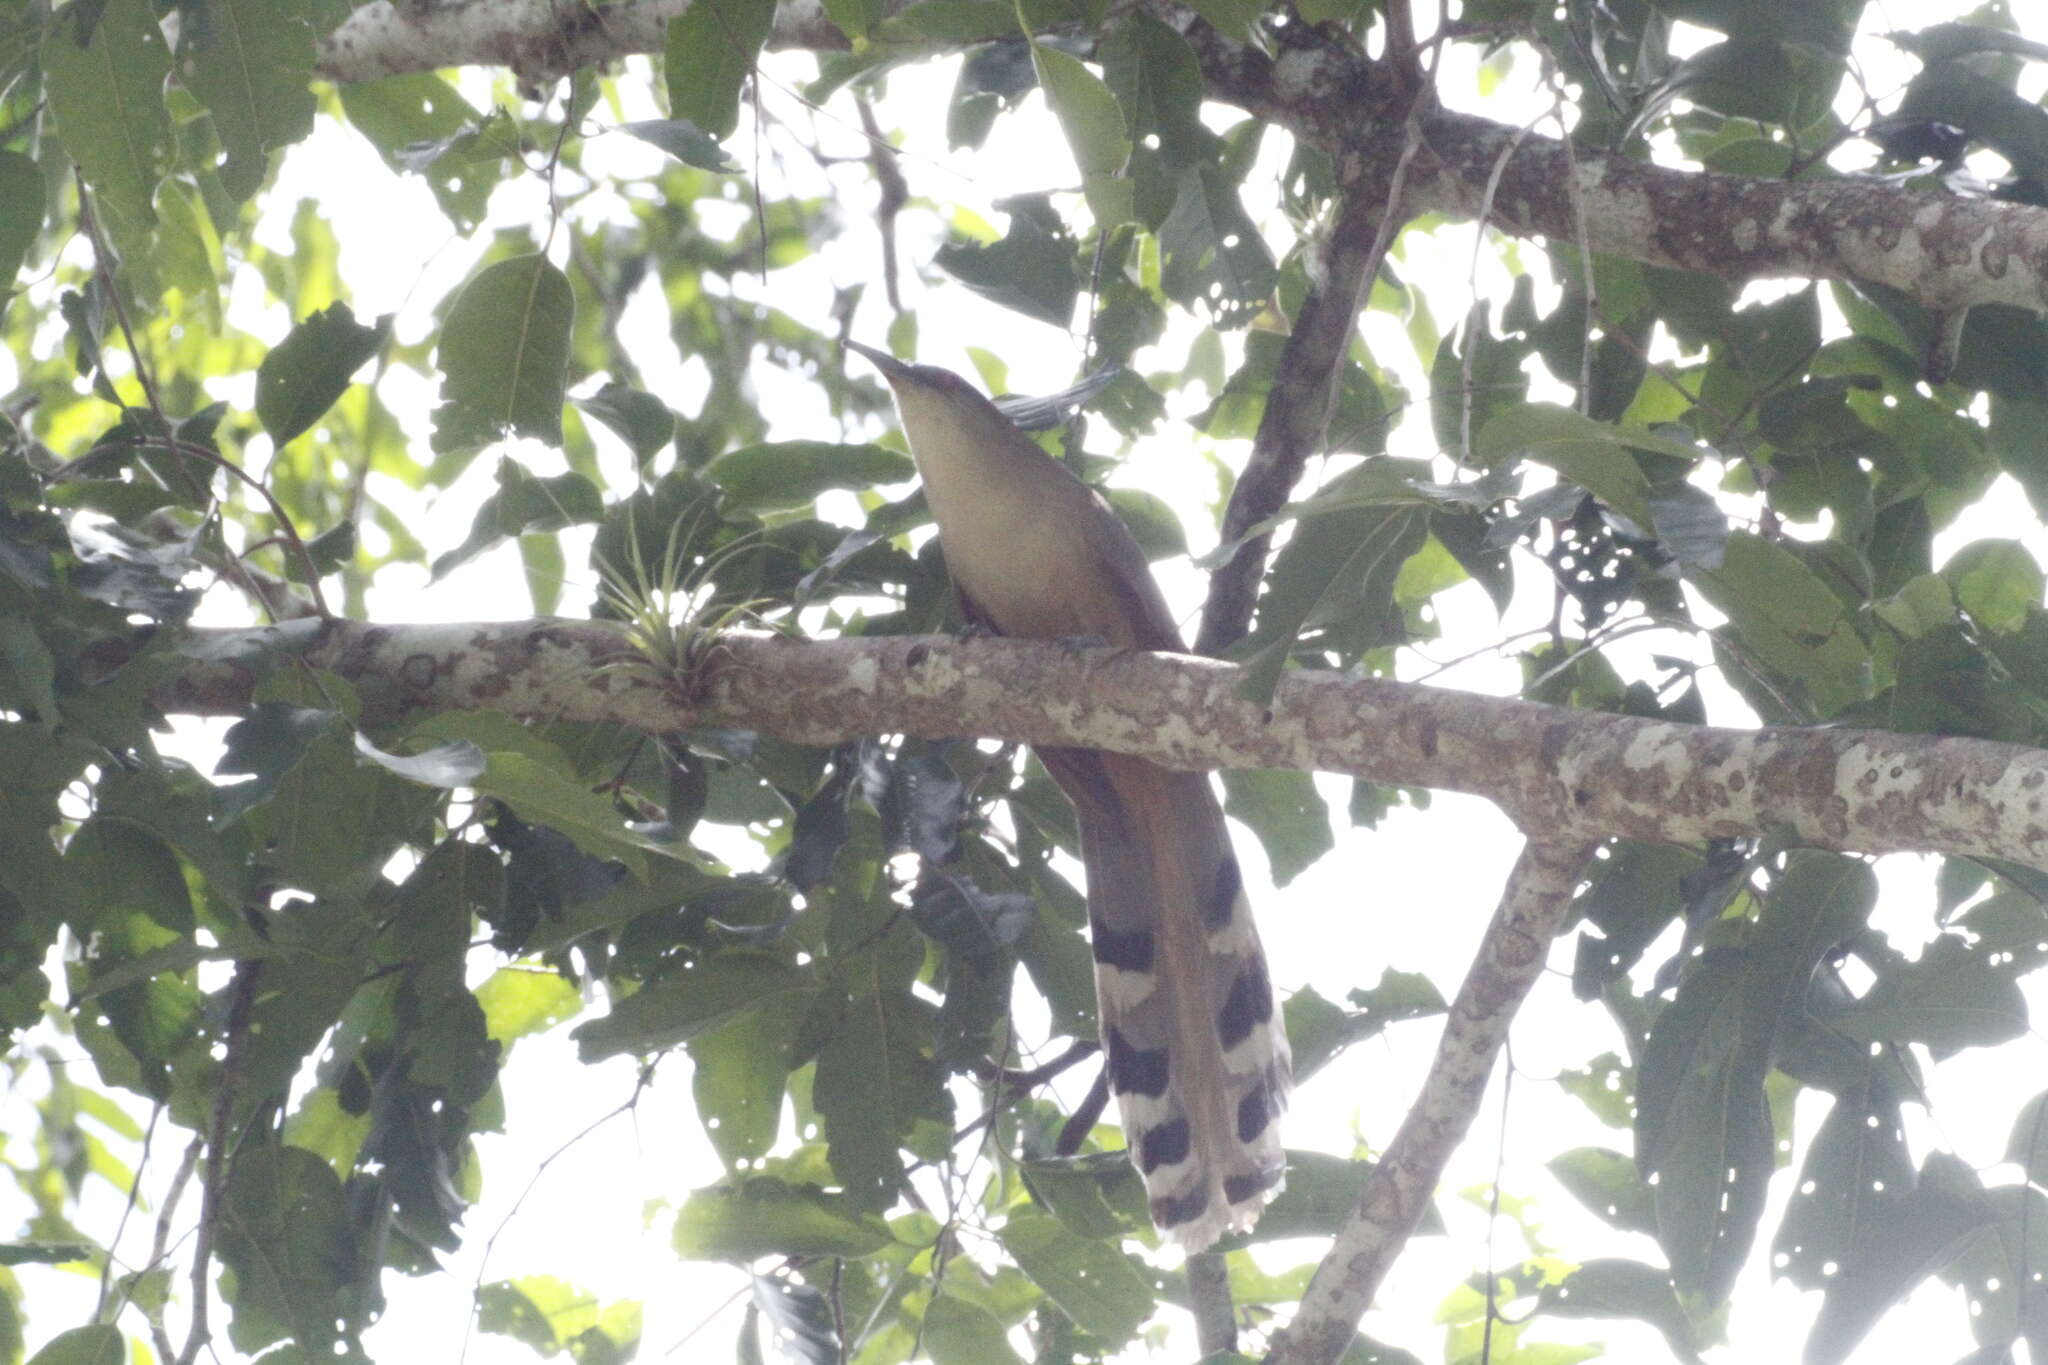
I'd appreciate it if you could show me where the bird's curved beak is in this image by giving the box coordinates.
[844,339,911,384]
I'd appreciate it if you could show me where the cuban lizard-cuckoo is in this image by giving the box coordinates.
[847,341,1291,1250]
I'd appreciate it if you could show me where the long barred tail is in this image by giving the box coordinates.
[1038,747,1292,1251]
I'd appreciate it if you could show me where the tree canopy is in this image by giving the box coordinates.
[6,1,2048,1363]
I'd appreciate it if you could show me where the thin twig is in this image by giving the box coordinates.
[147,1138,202,1365]
[459,1062,658,1365]
[96,1102,165,1318]
[75,172,167,421]
[855,98,907,315]
[177,962,262,1365]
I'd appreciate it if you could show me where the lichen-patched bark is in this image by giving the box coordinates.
[166,624,2048,875]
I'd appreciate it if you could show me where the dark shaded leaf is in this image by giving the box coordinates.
[177,0,317,200]
[664,0,776,140]
[1283,975,1445,1085]
[672,1175,893,1261]
[256,303,389,446]
[620,117,740,172]
[575,381,678,461]
[935,211,1079,328]
[432,255,575,454]
[706,441,914,510]
[752,1273,840,1365]
[1220,769,1332,887]
[574,952,812,1061]
[1000,1209,1151,1346]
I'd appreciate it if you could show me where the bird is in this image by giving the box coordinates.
[846,340,1290,1252]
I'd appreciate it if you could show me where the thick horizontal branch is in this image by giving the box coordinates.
[1177,20,2048,316]
[315,0,2048,319]
[315,0,845,85]
[163,619,2048,871]
[1409,110,2048,314]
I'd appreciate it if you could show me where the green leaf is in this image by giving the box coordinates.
[472,750,699,881]
[664,0,777,141]
[0,1241,93,1266]
[1221,769,1332,887]
[474,966,581,1043]
[432,255,575,454]
[256,303,389,447]
[0,150,42,309]
[1634,950,1774,1307]
[2006,1090,2048,1187]
[1644,481,1729,571]
[750,1275,837,1365]
[41,0,171,261]
[574,952,813,1060]
[1773,1083,1912,1292]
[175,0,317,200]
[1179,0,1262,42]
[1474,402,1680,529]
[1157,166,1276,328]
[432,458,604,579]
[1833,935,2029,1055]
[620,117,741,172]
[1029,45,1133,227]
[1943,539,2043,633]
[1693,532,1872,718]
[1097,15,1204,164]
[820,0,886,41]
[924,1294,1028,1365]
[1016,1152,1149,1239]
[216,701,341,818]
[1000,1210,1152,1346]
[672,1175,894,1261]
[934,212,1080,328]
[706,441,915,510]
[1283,974,1445,1084]
[61,818,192,936]
[214,1141,360,1354]
[479,1275,639,1360]
[337,73,500,230]
[25,1326,124,1365]
[1232,458,1433,704]
[886,0,1015,42]
[1806,1154,1993,1365]
[1539,1260,1706,1364]
[813,919,952,1209]
[1547,1149,1657,1236]
[300,521,357,579]
[688,1002,798,1167]
[575,382,678,462]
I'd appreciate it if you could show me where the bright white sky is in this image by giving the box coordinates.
[14,2,2048,1362]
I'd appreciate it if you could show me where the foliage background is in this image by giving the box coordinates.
[7,0,2048,1363]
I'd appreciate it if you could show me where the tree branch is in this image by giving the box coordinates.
[160,620,2048,873]
[1195,100,1422,654]
[1264,840,1594,1365]
[315,0,845,85]
[313,2,2048,322]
